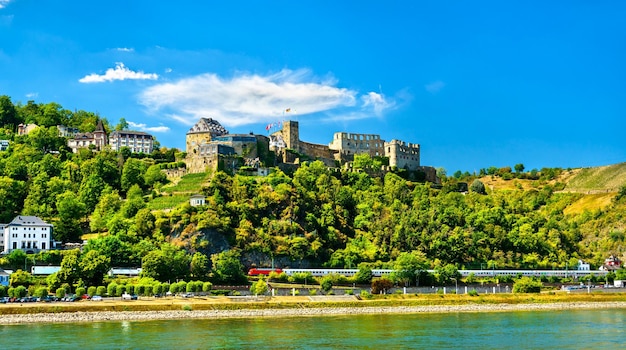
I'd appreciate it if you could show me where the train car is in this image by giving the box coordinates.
[248,268,283,276]
[279,268,609,279]
[283,268,358,277]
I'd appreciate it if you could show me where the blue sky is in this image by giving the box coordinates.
[1,1,624,173]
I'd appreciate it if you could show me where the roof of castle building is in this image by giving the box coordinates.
[187,118,229,136]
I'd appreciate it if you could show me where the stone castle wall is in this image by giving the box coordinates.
[385,139,420,170]
[329,132,385,161]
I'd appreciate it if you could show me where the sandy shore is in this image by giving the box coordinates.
[3,302,626,325]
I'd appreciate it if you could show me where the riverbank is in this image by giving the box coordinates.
[3,296,626,325]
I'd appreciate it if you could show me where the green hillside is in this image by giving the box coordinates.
[564,163,626,193]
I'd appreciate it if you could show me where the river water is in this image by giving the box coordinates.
[2,309,625,349]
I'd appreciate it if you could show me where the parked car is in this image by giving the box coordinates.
[91,295,103,301]
[122,293,138,300]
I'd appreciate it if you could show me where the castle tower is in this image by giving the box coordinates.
[185,118,229,154]
[280,120,300,151]
[385,139,420,170]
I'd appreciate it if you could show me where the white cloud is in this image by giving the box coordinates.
[139,69,360,127]
[115,47,134,52]
[128,121,170,133]
[79,62,158,83]
[25,92,38,99]
[361,92,395,116]
[425,80,445,94]
[0,1,12,9]
[164,68,172,73]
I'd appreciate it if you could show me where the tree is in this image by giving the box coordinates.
[134,208,156,238]
[0,176,26,222]
[392,251,428,286]
[144,164,167,188]
[190,252,210,280]
[320,275,333,293]
[0,95,20,128]
[470,179,487,195]
[211,250,246,284]
[512,277,542,293]
[354,263,373,284]
[57,250,81,288]
[250,278,269,296]
[115,117,129,131]
[140,244,190,282]
[9,269,33,287]
[6,249,27,271]
[514,163,525,174]
[371,278,393,294]
[55,191,87,242]
[121,158,147,192]
[436,167,447,181]
[79,250,111,287]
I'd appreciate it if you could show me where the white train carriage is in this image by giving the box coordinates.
[282,268,609,279]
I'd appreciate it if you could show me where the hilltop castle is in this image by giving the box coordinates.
[185,118,436,182]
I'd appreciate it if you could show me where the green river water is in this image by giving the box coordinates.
[1,308,625,349]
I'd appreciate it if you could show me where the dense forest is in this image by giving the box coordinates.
[1,95,625,292]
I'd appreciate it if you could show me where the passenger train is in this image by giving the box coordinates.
[249,268,608,279]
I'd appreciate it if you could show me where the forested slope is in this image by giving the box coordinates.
[1,96,626,286]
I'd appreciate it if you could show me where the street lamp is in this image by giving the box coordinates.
[451,277,458,294]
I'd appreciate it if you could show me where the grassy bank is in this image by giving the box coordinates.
[3,293,626,315]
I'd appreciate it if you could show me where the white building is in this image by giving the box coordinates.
[109,130,154,154]
[1,216,53,254]
[190,194,206,207]
[67,120,108,153]
[0,140,9,151]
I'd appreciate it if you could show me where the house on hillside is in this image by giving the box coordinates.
[1,216,53,254]
[0,268,9,287]
[190,194,206,207]
[0,140,9,151]
[17,123,39,135]
[67,120,108,153]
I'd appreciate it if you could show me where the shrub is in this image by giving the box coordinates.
[320,276,333,293]
[268,271,289,283]
[202,282,213,292]
[35,287,49,299]
[360,290,372,299]
[7,287,15,298]
[288,272,313,284]
[169,283,179,294]
[210,289,231,296]
[512,277,543,293]
[87,286,97,297]
[75,287,86,297]
[116,285,126,297]
[182,304,192,311]
[135,285,145,296]
[371,278,394,294]
[308,289,317,296]
[15,285,27,298]
[56,287,66,298]
[345,289,353,295]
[468,289,479,296]
[126,285,135,295]
[107,282,118,297]
[250,279,268,296]
[0,285,7,297]
[96,286,107,296]
[153,283,162,295]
